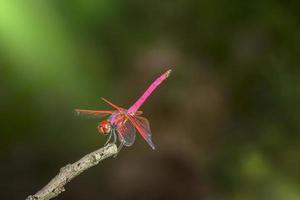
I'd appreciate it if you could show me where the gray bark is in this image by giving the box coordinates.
[26,143,117,200]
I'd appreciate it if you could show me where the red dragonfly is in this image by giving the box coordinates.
[75,69,171,153]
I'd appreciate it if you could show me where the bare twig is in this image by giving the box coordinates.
[26,143,118,200]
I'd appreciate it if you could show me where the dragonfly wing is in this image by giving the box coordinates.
[135,110,143,115]
[126,115,155,150]
[117,120,136,147]
[101,98,124,112]
[75,109,113,117]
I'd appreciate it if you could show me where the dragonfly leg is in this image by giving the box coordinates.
[113,142,124,158]
[104,131,112,146]
[113,129,117,144]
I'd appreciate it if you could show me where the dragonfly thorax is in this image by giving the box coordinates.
[97,120,111,134]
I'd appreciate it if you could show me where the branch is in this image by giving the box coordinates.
[26,143,118,200]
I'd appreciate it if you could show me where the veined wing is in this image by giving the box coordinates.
[126,114,155,150]
[75,109,113,117]
[101,97,124,112]
[101,97,143,115]
[116,119,136,147]
[134,110,143,115]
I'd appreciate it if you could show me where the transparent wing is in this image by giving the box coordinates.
[75,109,113,117]
[101,97,124,111]
[126,115,155,150]
[117,119,136,147]
[135,110,143,115]
[101,97,142,114]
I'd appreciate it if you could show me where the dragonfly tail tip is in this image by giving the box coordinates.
[164,69,172,77]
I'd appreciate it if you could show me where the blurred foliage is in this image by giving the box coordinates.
[0,0,299,199]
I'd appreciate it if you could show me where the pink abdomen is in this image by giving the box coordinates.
[127,69,171,113]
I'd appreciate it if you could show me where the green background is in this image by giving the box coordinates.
[0,1,299,199]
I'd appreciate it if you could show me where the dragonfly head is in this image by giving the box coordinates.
[97,120,111,134]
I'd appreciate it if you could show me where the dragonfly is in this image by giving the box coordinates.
[75,69,171,154]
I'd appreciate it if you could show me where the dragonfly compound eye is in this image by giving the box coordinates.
[97,120,111,134]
